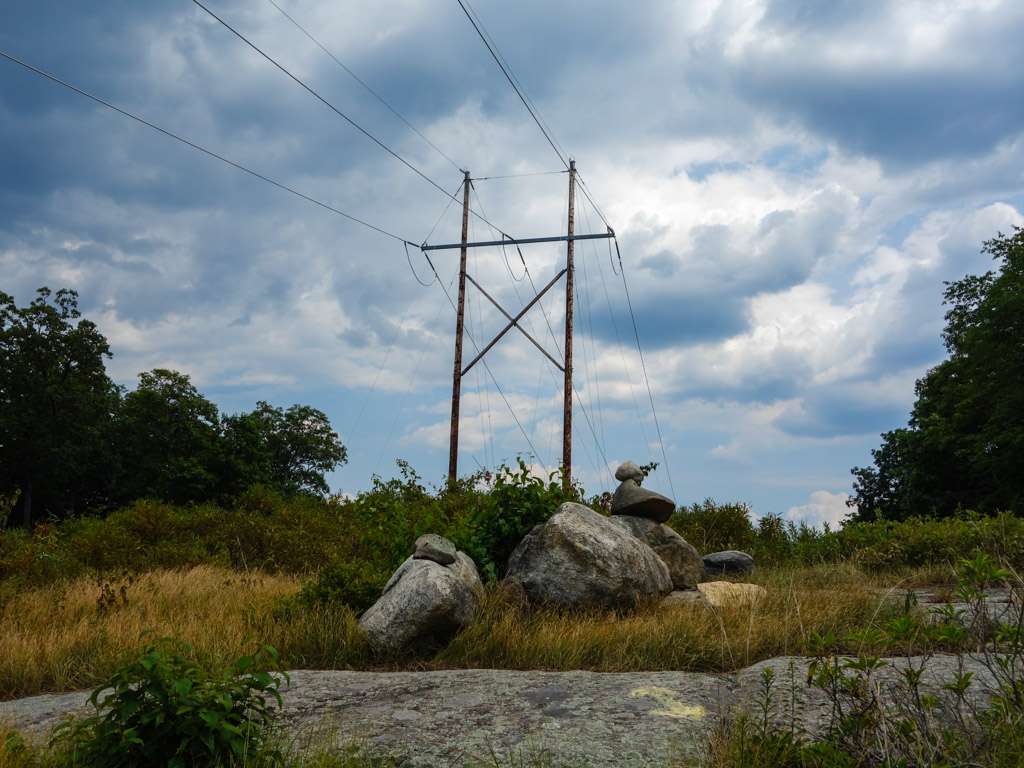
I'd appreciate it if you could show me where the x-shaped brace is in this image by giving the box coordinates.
[461,268,566,376]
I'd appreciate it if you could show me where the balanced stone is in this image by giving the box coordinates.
[611,479,675,522]
[413,534,457,565]
[614,461,644,483]
[360,551,483,655]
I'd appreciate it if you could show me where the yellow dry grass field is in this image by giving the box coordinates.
[0,563,914,700]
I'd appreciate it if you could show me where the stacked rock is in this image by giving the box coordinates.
[359,534,483,655]
[609,461,704,590]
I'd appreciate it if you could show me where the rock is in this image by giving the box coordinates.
[702,550,754,576]
[696,581,766,608]
[609,515,704,589]
[360,552,483,655]
[506,502,672,610]
[614,460,644,483]
[611,479,675,522]
[413,533,457,565]
[661,589,710,609]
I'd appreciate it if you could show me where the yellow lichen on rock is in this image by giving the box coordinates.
[628,687,706,719]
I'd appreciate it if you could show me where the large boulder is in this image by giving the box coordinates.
[506,502,672,610]
[702,550,755,576]
[360,545,483,655]
[610,515,704,589]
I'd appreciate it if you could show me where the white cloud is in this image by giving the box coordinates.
[785,490,852,528]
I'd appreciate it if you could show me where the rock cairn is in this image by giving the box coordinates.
[360,535,483,655]
[609,462,703,589]
[610,461,675,522]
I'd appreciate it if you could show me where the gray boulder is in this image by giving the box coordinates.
[661,589,710,609]
[610,515,703,589]
[413,533,457,565]
[506,502,672,610]
[702,550,755,576]
[611,479,675,522]
[360,551,483,655]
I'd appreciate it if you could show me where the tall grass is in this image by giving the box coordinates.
[0,563,926,700]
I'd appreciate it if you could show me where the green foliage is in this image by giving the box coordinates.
[53,641,286,768]
[115,369,224,506]
[296,559,389,615]
[454,459,576,580]
[221,402,347,498]
[0,287,120,528]
[851,227,1024,519]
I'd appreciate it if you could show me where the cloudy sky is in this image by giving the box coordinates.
[2,0,1022,526]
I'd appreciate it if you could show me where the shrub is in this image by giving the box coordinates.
[296,559,389,614]
[452,459,575,581]
[670,499,758,554]
[53,640,286,768]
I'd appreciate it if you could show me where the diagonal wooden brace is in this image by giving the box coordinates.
[462,269,566,376]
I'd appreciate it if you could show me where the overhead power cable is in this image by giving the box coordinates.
[455,0,568,170]
[0,48,416,246]
[613,235,676,500]
[472,169,568,181]
[264,0,461,172]
[191,0,507,235]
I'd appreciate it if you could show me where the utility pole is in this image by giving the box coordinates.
[562,160,576,492]
[447,170,471,487]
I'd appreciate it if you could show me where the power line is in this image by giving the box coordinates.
[191,0,508,236]
[455,0,568,170]
[472,169,568,181]
[0,48,417,246]
[264,0,462,172]
[613,235,676,500]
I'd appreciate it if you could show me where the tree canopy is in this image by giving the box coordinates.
[850,227,1024,520]
[0,288,347,527]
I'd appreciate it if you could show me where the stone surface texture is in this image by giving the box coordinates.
[610,480,675,522]
[360,552,483,654]
[697,581,767,608]
[506,502,672,610]
[412,533,457,565]
[702,550,755,576]
[609,515,704,589]
[1,658,1000,767]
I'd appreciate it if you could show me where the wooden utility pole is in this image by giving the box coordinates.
[562,160,576,492]
[447,170,471,487]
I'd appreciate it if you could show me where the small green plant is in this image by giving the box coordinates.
[52,640,287,768]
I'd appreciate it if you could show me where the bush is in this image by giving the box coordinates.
[452,459,575,580]
[296,559,389,614]
[53,640,286,768]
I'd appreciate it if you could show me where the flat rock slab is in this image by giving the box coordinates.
[0,659,1000,767]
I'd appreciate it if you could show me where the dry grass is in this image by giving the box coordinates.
[1,562,927,700]
[438,566,897,672]
[0,566,368,700]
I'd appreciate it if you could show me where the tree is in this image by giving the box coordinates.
[221,402,347,497]
[114,369,222,505]
[0,288,120,527]
[850,227,1024,519]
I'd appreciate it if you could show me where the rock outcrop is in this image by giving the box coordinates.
[702,550,755,576]
[506,502,672,610]
[360,537,483,655]
[413,533,457,565]
[610,515,703,589]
